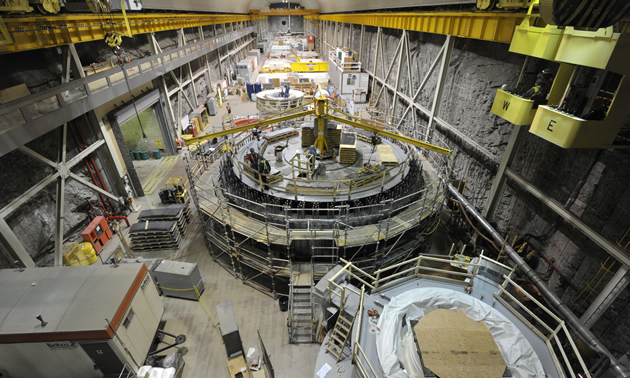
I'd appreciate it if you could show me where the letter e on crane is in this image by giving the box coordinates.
[547,120,556,132]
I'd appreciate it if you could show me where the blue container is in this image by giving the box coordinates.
[129,150,135,160]
[140,150,149,160]
[246,83,254,98]
[132,151,141,160]
[254,82,262,93]
[153,149,161,159]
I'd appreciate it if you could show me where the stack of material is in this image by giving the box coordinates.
[137,204,192,237]
[339,132,357,164]
[129,221,181,251]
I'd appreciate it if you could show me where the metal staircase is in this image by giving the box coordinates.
[289,263,313,344]
[325,289,358,362]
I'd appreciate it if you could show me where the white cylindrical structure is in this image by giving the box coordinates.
[256,89,305,113]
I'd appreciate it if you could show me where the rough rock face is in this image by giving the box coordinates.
[0,127,100,265]
[359,26,630,356]
[268,16,305,34]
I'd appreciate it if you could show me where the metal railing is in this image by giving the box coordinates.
[328,51,362,71]
[326,254,592,378]
[0,25,256,155]
[495,273,591,378]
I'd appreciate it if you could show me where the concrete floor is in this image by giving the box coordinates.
[101,95,320,378]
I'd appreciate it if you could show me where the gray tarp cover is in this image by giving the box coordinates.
[376,288,545,378]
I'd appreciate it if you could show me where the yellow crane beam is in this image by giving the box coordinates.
[0,13,257,53]
[184,109,316,145]
[325,113,452,156]
[306,11,528,44]
[185,88,452,157]
[250,9,319,16]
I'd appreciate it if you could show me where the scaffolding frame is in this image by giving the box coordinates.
[185,124,452,297]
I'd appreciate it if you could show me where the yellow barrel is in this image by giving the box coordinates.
[79,242,98,265]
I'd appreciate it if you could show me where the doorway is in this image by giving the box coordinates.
[80,341,125,375]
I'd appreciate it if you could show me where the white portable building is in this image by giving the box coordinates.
[0,263,164,378]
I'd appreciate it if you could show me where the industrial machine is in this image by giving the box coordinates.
[189,107,209,134]
[81,215,112,254]
[158,177,190,205]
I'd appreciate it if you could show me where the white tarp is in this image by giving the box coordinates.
[376,288,545,378]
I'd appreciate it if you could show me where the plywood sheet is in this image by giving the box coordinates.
[376,144,398,165]
[227,355,251,378]
[413,309,506,378]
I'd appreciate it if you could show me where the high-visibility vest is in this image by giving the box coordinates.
[227,104,231,111]
[262,160,270,173]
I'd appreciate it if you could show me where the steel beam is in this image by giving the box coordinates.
[67,172,124,205]
[483,124,528,218]
[66,139,105,169]
[54,123,67,266]
[427,35,453,144]
[185,109,316,145]
[391,31,406,120]
[0,172,60,219]
[581,266,630,329]
[305,11,525,44]
[1,13,255,53]
[0,25,255,157]
[396,42,445,129]
[505,168,630,268]
[0,218,35,268]
[375,32,404,106]
[16,146,58,169]
[325,113,452,156]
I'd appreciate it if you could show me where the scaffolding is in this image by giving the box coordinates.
[185,121,452,297]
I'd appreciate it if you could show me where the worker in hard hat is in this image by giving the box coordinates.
[226,102,232,114]
[258,154,270,191]
[524,69,554,100]
[245,148,259,170]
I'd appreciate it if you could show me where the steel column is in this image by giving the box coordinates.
[426,35,453,144]
[483,124,528,218]
[581,266,630,329]
[391,31,406,120]
[54,123,67,266]
[0,218,35,268]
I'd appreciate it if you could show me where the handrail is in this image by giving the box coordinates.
[495,273,591,378]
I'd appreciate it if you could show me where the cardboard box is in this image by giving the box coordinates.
[272,78,281,87]
[343,57,353,63]
[0,84,30,104]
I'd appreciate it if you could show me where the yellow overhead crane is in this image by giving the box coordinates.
[0,13,256,53]
[184,85,453,157]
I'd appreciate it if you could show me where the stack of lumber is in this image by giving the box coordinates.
[339,132,357,164]
[137,204,191,236]
[129,221,181,251]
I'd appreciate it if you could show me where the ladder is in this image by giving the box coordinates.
[289,263,313,344]
[325,288,358,362]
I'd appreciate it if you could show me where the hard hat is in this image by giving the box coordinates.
[259,154,264,158]
[250,148,255,153]
[541,69,554,76]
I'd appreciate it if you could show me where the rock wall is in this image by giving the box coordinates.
[357,25,630,357]
[268,16,304,33]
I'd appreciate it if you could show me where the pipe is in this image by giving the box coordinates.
[448,184,630,378]
[108,215,130,228]
[69,123,108,206]
[75,123,116,210]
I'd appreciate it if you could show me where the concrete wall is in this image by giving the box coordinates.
[353,25,630,357]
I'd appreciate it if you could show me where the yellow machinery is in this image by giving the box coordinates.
[183,85,452,157]
[62,242,90,266]
[79,242,98,265]
[159,177,190,204]
[529,27,630,148]
[290,61,328,72]
[190,107,209,133]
